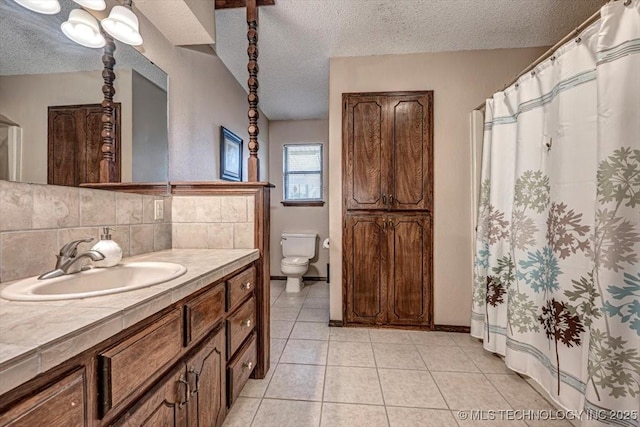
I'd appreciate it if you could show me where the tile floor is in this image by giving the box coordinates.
[223,281,570,427]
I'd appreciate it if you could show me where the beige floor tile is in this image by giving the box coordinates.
[431,371,511,410]
[274,295,306,308]
[373,343,426,370]
[327,341,375,367]
[486,374,550,408]
[298,308,330,322]
[280,339,328,365]
[240,364,276,398]
[272,307,302,321]
[307,284,330,298]
[222,397,261,427]
[321,403,389,427]
[330,327,371,342]
[252,399,322,427]
[462,346,515,374]
[303,297,330,309]
[449,332,483,347]
[271,321,295,339]
[456,414,527,426]
[378,369,447,409]
[291,322,330,340]
[416,345,480,372]
[271,338,287,362]
[408,331,457,346]
[265,364,325,401]
[323,366,384,405]
[369,329,413,344]
[270,296,278,306]
[386,407,458,427]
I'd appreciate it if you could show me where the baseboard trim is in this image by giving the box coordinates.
[328,320,343,327]
[434,325,471,333]
[270,275,328,282]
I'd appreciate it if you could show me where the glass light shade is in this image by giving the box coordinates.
[12,0,61,14]
[72,0,106,11]
[101,5,143,46]
[61,9,106,48]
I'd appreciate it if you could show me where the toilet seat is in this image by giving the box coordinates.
[281,257,309,266]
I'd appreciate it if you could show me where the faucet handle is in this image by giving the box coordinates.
[59,238,94,258]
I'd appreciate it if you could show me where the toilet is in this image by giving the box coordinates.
[280,233,317,293]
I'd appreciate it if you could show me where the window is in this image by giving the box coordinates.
[283,144,323,203]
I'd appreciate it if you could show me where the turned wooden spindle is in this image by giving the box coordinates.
[247,0,260,182]
[100,33,118,183]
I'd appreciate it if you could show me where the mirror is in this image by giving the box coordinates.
[0,0,168,185]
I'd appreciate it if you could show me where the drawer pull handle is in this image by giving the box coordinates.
[242,282,252,290]
[177,376,190,407]
[242,319,252,328]
[243,361,253,370]
[188,368,200,395]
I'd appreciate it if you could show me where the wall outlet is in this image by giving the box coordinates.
[154,200,164,220]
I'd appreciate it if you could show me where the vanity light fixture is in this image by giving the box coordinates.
[61,8,106,48]
[101,0,143,46]
[12,0,61,14]
[72,0,106,11]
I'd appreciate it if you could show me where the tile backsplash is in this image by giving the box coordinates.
[0,181,171,283]
[171,196,255,250]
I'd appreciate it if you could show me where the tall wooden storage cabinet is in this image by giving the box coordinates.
[342,92,433,328]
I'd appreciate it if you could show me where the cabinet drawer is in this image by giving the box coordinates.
[184,283,225,346]
[227,266,256,311]
[0,369,86,427]
[227,334,256,407]
[98,309,182,416]
[226,297,256,358]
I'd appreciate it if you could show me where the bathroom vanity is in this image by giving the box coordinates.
[0,249,262,426]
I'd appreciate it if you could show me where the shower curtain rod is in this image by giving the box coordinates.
[473,4,609,111]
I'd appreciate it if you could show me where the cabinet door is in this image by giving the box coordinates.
[186,328,226,427]
[112,368,186,427]
[387,93,433,211]
[344,215,388,324]
[0,369,87,427]
[387,215,432,326]
[344,95,391,210]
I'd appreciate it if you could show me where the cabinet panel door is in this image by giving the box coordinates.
[112,368,186,427]
[387,215,432,326]
[187,328,226,427]
[344,96,390,210]
[388,94,432,210]
[345,215,387,324]
[0,369,87,427]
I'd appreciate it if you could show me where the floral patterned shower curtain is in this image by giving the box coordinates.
[471,1,639,424]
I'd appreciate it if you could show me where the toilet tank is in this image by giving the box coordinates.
[281,233,317,258]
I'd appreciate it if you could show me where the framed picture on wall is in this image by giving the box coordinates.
[220,126,243,181]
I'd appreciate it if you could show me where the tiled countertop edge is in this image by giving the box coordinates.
[0,249,259,396]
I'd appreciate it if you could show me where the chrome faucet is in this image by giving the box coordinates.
[38,238,105,280]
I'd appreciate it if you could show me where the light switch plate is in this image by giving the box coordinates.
[154,200,164,220]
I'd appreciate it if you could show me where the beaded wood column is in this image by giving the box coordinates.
[247,0,260,182]
[100,33,118,182]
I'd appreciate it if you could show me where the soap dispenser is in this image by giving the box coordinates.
[91,227,122,267]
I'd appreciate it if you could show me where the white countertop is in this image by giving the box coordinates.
[0,248,260,396]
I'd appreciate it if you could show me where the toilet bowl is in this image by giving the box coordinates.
[280,233,317,293]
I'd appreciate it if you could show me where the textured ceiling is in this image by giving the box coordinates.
[215,0,606,120]
[0,0,166,89]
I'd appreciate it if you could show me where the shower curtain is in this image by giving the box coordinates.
[471,1,639,425]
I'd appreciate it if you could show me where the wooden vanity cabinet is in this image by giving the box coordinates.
[0,261,261,427]
[0,369,87,427]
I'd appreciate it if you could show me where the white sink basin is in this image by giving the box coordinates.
[0,262,187,301]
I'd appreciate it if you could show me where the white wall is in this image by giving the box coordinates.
[328,47,547,326]
[0,69,134,183]
[129,6,270,182]
[268,120,329,278]
[132,71,168,182]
